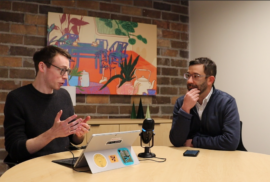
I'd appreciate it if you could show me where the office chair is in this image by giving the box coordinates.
[236,121,247,151]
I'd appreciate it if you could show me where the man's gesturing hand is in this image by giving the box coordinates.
[181,89,200,113]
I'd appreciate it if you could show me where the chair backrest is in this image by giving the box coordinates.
[236,121,247,151]
[95,39,108,50]
[109,41,128,54]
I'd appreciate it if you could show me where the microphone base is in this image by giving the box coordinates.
[138,152,156,158]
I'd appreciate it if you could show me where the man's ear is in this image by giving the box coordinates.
[38,62,46,73]
[208,76,215,85]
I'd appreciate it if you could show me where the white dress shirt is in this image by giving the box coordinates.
[196,87,213,120]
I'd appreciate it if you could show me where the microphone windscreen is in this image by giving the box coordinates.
[142,118,155,130]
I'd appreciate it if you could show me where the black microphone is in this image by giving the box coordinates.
[138,118,156,158]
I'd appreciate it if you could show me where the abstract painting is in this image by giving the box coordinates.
[47,12,157,95]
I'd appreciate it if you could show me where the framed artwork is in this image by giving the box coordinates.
[47,12,157,95]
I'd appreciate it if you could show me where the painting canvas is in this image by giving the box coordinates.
[47,12,157,95]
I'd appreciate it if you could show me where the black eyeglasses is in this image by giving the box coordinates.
[48,63,71,76]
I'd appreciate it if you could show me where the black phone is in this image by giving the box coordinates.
[183,150,200,157]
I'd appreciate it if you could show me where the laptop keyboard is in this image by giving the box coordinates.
[53,157,79,166]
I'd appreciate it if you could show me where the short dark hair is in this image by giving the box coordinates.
[33,46,71,75]
[189,57,217,77]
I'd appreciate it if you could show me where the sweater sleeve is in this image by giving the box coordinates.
[169,99,193,147]
[4,92,31,163]
[192,98,240,150]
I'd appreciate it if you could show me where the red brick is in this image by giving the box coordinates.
[164,0,180,4]
[157,39,170,47]
[180,87,187,95]
[0,11,24,23]
[171,59,187,67]
[25,14,47,25]
[0,33,23,44]
[0,68,8,78]
[112,0,133,5]
[181,33,188,41]
[88,11,110,19]
[10,69,35,79]
[23,58,35,68]
[158,77,170,85]
[0,1,11,10]
[171,22,188,32]
[0,92,8,102]
[119,106,132,114]
[172,5,188,15]
[0,116,4,125]
[132,17,151,24]
[161,48,178,56]
[0,150,7,160]
[0,80,21,90]
[97,106,118,114]
[181,1,188,6]
[37,26,46,36]
[162,12,179,21]
[74,105,96,113]
[111,14,131,22]
[10,24,37,35]
[157,29,162,38]
[13,2,38,13]
[100,3,120,13]
[152,96,171,104]
[76,94,85,103]
[171,96,178,105]
[22,80,33,86]
[154,2,171,11]
[142,9,161,19]
[180,15,189,23]
[161,106,174,114]
[180,50,189,58]
[0,45,9,55]
[152,20,170,29]
[162,67,178,76]
[39,5,63,14]
[0,138,4,148]
[86,95,109,104]
[160,87,177,95]
[162,30,180,39]
[134,1,152,8]
[110,95,131,104]
[0,57,22,67]
[157,58,170,66]
[63,8,88,16]
[24,36,46,46]
[0,22,9,32]
[77,0,99,10]
[51,0,76,7]
[180,68,188,75]
[27,0,50,4]
[171,78,186,85]
[122,6,142,16]
[171,40,188,49]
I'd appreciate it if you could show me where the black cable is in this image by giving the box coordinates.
[67,148,90,173]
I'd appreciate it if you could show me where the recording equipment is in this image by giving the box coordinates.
[138,118,156,158]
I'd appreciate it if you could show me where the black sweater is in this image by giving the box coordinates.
[4,84,75,163]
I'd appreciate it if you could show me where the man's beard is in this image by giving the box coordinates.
[187,81,207,95]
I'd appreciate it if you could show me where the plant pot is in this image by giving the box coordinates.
[69,76,79,86]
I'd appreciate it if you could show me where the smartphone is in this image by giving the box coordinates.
[183,150,200,157]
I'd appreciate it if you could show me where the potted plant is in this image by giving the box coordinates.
[69,66,83,87]
[99,55,140,93]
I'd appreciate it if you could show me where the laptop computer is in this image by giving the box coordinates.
[52,130,140,173]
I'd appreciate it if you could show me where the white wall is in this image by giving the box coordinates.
[190,1,270,154]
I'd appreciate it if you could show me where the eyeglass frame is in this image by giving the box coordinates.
[183,72,209,80]
[47,63,71,76]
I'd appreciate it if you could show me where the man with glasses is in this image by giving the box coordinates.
[4,46,90,166]
[169,57,240,150]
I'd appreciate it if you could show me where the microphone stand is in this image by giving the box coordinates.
[138,133,156,158]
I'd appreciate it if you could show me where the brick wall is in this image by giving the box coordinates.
[0,0,188,174]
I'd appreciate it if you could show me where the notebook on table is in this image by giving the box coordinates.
[52,130,140,173]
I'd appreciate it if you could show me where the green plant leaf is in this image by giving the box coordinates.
[137,35,143,40]
[115,28,122,35]
[118,20,126,24]
[121,22,135,33]
[121,32,126,36]
[128,38,136,45]
[142,38,147,44]
[105,21,113,28]
[99,18,109,22]
[130,22,138,28]
[100,74,124,90]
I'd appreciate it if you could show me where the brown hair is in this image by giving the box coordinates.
[189,57,217,77]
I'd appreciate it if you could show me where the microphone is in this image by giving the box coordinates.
[138,118,156,158]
